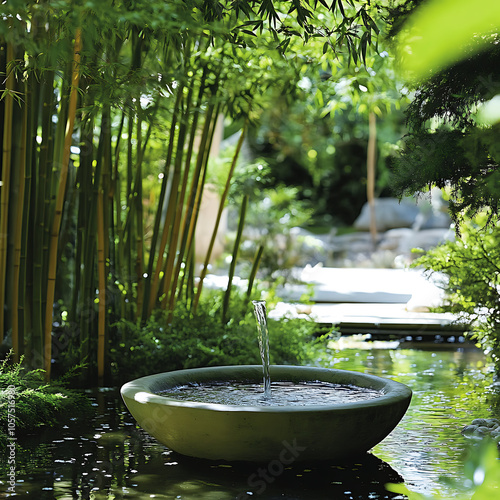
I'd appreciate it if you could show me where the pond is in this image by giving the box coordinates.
[3,341,499,499]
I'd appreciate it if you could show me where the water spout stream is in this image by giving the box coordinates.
[252,300,271,398]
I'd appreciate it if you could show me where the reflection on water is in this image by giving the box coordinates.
[2,344,500,499]
[320,343,498,496]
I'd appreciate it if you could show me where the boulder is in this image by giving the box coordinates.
[354,198,420,232]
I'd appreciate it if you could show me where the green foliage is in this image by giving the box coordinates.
[386,439,500,499]
[248,37,408,226]
[391,125,500,225]
[109,290,328,384]
[230,172,316,277]
[0,352,92,447]
[0,0,383,382]
[411,218,500,373]
[388,2,500,227]
[397,0,500,81]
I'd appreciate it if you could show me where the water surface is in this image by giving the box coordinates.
[2,343,498,499]
[158,380,383,406]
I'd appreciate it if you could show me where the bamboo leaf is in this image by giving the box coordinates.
[398,0,500,81]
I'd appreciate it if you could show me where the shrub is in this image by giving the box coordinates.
[0,353,92,448]
[110,291,329,384]
[412,217,500,374]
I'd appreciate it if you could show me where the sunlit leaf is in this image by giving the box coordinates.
[398,0,500,81]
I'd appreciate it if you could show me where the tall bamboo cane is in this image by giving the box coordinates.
[97,190,106,385]
[44,28,82,380]
[11,87,27,361]
[0,43,14,344]
[18,76,36,363]
[367,111,377,248]
[222,194,248,324]
[143,85,185,318]
[164,102,217,313]
[192,122,247,313]
[174,102,221,308]
[32,69,56,365]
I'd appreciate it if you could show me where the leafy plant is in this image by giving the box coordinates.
[388,0,500,227]
[247,36,408,227]
[397,0,500,81]
[108,289,329,385]
[0,351,92,448]
[411,217,500,374]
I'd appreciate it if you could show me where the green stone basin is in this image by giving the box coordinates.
[121,365,412,462]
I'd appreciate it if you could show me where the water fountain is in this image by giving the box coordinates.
[121,302,412,462]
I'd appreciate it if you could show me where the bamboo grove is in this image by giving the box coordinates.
[0,0,380,384]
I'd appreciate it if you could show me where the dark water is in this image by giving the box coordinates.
[158,380,383,406]
[2,343,499,499]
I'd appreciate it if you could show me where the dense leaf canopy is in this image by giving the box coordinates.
[386,1,500,226]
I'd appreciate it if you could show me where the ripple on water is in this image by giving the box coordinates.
[157,380,383,406]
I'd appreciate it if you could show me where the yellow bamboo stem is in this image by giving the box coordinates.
[44,28,82,381]
[0,43,15,344]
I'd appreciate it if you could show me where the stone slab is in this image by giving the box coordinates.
[278,267,446,307]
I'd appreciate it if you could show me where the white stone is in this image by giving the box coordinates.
[354,198,420,232]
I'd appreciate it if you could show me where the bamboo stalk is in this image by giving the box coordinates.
[246,244,264,299]
[146,69,208,316]
[44,27,82,380]
[23,65,40,367]
[128,108,157,320]
[0,43,15,344]
[134,167,144,321]
[109,109,125,315]
[222,194,248,324]
[193,122,247,313]
[18,76,35,363]
[176,102,221,306]
[31,69,56,365]
[165,102,217,313]
[96,104,113,383]
[155,101,193,313]
[11,86,28,360]
[367,111,377,248]
[97,190,106,385]
[144,86,184,318]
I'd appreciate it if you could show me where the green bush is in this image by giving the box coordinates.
[0,353,92,448]
[412,217,500,374]
[110,291,329,384]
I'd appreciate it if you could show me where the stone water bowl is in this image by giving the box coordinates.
[121,365,412,462]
